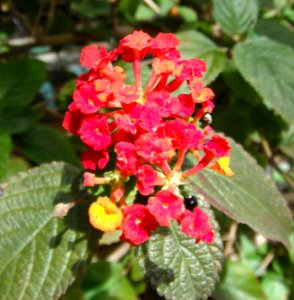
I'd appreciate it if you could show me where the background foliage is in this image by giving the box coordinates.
[0,0,294,299]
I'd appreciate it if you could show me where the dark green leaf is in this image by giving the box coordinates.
[0,112,40,134]
[223,61,260,104]
[0,162,91,299]
[214,261,267,300]
[212,0,259,37]
[70,0,110,18]
[118,0,140,21]
[185,138,292,249]
[177,30,226,84]
[233,37,294,124]
[135,198,223,300]
[0,59,46,113]
[0,131,12,168]
[20,124,80,166]
[255,19,294,48]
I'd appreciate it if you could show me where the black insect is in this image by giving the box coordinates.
[184,194,198,211]
[200,113,213,127]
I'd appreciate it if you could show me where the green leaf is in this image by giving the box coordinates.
[0,157,30,183]
[233,37,294,125]
[214,261,267,300]
[0,58,46,113]
[0,114,40,134]
[212,0,259,37]
[0,131,12,168]
[177,6,198,24]
[70,0,110,18]
[185,138,292,249]
[0,162,91,299]
[135,198,223,300]
[82,261,137,300]
[177,30,226,84]
[223,61,260,104]
[261,272,289,300]
[20,124,80,166]
[255,19,294,48]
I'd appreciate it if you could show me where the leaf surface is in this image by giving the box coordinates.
[213,0,259,36]
[0,162,91,300]
[0,59,46,113]
[233,37,294,124]
[135,198,223,300]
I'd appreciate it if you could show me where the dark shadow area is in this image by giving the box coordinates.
[48,164,101,280]
[139,243,175,289]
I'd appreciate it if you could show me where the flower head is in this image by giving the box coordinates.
[63,30,233,245]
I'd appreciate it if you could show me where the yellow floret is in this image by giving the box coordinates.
[89,197,123,232]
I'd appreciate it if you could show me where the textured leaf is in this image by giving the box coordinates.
[135,197,223,300]
[21,125,80,166]
[0,162,92,300]
[233,37,294,124]
[0,59,46,113]
[212,0,259,36]
[0,131,12,168]
[177,31,226,84]
[214,261,267,300]
[185,138,292,249]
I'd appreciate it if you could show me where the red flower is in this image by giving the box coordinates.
[120,204,158,245]
[81,148,109,170]
[180,208,214,243]
[203,135,231,157]
[179,59,206,80]
[147,190,184,226]
[115,142,139,176]
[78,115,111,150]
[135,133,175,165]
[164,119,203,150]
[74,84,102,114]
[151,32,180,58]
[62,103,83,135]
[136,165,163,196]
[80,44,116,69]
[118,30,151,62]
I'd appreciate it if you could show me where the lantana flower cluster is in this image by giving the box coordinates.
[63,30,234,246]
